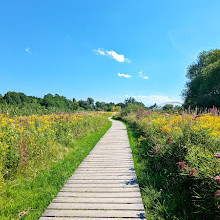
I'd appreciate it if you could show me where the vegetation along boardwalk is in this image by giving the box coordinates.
[40,119,146,219]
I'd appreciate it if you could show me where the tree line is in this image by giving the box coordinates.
[0,92,146,114]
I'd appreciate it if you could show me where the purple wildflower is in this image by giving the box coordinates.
[188,168,198,176]
[214,153,220,159]
[149,146,160,155]
[215,176,220,184]
[176,161,187,171]
[166,136,172,144]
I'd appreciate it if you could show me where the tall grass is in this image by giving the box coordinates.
[0,112,112,219]
[116,108,220,219]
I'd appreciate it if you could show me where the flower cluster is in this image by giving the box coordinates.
[215,176,220,184]
[121,109,220,212]
[0,112,110,189]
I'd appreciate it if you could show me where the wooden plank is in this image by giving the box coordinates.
[88,154,132,157]
[75,170,135,176]
[72,173,136,177]
[66,179,138,184]
[48,203,144,210]
[83,156,133,159]
[57,192,141,198]
[86,155,132,157]
[75,169,135,171]
[76,166,135,169]
[60,187,140,192]
[78,166,134,168]
[62,183,138,188]
[69,176,137,180]
[75,168,135,171]
[80,163,134,166]
[91,150,132,152]
[40,217,143,220]
[53,197,143,204]
[81,159,133,161]
[42,210,146,218]
[82,159,134,162]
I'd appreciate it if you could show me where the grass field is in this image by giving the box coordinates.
[0,112,112,219]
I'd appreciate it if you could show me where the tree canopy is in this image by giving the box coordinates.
[182,49,220,108]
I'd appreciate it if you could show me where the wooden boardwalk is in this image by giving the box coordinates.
[40,119,146,219]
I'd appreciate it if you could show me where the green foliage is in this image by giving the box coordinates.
[121,104,144,117]
[0,92,124,115]
[0,113,112,219]
[43,93,78,110]
[162,104,174,111]
[118,97,147,117]
[116,102,126,108]
[149,103,157,109]
[183,49,220,108]
[125,97,145,107]
[3,147,20,179]
[118,109,220,219]
[87,97,94,108]
[0,92,147,115]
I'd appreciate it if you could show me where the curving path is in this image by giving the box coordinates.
[40,119,146,219]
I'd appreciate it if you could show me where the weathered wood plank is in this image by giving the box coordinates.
[40,217,143,220]
[57,192,141,198]
[48,203,144,210]
[75,169,135,172]
[74,172,135,176]
[62,183,138,188]
[80,163,134,166]
[71,173,136,177]
[52,197,143,204]
[42,209,145,218]
[69,176,137,180]
[66,179,138,184]
[60,187,140,192]
[78,165,134,168]
[75,168,135,171]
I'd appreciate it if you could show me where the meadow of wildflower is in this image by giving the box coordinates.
[0,111,112,219]
[117,107,220,219]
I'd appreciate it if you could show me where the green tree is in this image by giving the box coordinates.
[95,101,104,110]
[116,102,126,108]
[43,94,55,107]
[87,97,94,108]
[162,104,174,111]
[124,97,145,107]
[149,103,157,109]
[0,94,6,104]
[3,92,28,105]
[78,100,91,110]
[182,49,220,108]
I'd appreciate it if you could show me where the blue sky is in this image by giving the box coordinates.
[1,0,220,106]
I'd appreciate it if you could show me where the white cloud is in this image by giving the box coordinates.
[139,71,149,80]
[25,47,32,54]
[118,73,132,78]
[93,48,130,63]
[126,94,182,106]
[142,76,149,79]
[106,50,130,63]
[93,48,105,55]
